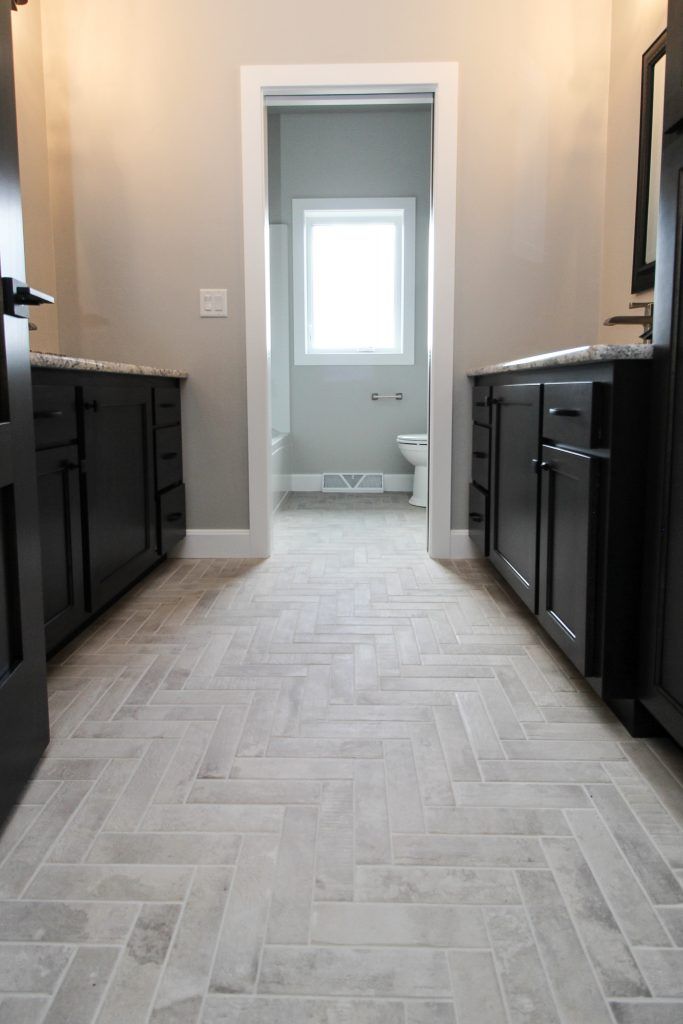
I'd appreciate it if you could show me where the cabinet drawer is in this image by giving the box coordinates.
[32,385,78,450]
[472,385,492,426]
[468,483,488,556]
[154,388,181,427]
[158,484,186,554]
[472,424,490,491]
[155,425,183,492]
[542,382,601,449]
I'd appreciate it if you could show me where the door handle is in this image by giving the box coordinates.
[83,400,99,412]
[548,408,579,417]
[2,278,54,319]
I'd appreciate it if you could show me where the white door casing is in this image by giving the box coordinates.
[240,63,459,558]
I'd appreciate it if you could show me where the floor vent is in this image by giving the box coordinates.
[322,472,384,493]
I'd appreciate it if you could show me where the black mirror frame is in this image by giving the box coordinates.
[632,29,667,294]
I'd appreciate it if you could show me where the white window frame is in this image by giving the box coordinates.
[292,197,416,366]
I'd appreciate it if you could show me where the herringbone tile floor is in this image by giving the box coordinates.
[1,493,683,1023]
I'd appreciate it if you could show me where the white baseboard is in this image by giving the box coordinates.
[384,474,414,492]
[450,529,480,559]
[289,474,322,492]
[171,529,253,558]
[288,473,413,493]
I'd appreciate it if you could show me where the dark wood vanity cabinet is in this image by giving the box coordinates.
[32,368,185,655]
[470,359,652,733]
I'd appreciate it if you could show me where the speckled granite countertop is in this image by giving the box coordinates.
[30,351,188,379]
[467,344,653,377]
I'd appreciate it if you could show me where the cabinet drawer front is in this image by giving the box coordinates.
[158,484,186,554]
[538,445,599,676]
[153,388,181,427]
[155,425,183,492]
[32,385,78,451]
[468,483,488,556]
[542,382,600,449]
[472,385,492,426]
[472,424,490,491]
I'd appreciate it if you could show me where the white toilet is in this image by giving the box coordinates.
[397,433,428,507]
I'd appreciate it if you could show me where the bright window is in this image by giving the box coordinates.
[292,198,416,365]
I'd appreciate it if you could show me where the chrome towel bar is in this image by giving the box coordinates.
[371,392,403,400]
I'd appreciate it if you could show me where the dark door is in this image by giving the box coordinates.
[82,384,156,611]
[538,445,599,675]
[641,0,683,737]
[36,446,86,654]
[0,1,50,822]
[490,383,541,611]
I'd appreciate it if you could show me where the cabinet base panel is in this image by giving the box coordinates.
[606,698,667,738]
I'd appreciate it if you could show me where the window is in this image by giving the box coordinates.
[292,197,416,365]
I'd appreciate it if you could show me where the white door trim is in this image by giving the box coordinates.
[240,62,459,558]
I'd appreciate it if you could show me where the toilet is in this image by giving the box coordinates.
[397,433,428,507]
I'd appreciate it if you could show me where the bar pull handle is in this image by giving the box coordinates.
[371,392,403,400]
[34,410,64,420]
[548,408,580,417]
[2,277,54,318]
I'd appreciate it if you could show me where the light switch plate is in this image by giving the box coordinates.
[200,289,228,317]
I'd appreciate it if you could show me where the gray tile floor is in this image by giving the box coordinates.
[1,492,683,1022]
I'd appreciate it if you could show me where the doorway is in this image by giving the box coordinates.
[241,64,458,557]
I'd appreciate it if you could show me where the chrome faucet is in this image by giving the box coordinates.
[603,301,654,342]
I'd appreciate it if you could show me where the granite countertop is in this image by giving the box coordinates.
[467,344,654,377]
[30,351,188,379]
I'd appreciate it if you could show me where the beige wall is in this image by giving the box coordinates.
[598,0,667,342]
[12,0,59,353]
[28,0,613,531]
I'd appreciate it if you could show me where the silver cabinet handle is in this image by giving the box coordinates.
[371,392,403,400]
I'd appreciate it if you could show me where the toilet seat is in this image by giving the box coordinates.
[396,433,428,445]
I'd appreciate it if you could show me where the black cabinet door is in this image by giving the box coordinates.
[0,3,49,822]
[490,383,541,611]
[538,445,599,676]
[641,0,683,737]
[36,446,86,655]
[82,384,156,611]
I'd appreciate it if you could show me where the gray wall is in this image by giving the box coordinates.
[268,107,431,476]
